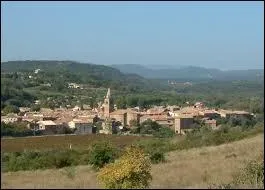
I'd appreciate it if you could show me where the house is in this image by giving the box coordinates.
[19,107,31,114]
[167,105,180,112]
[35,100,40,105]
[68,83,80,89]
[1,114,22,124]
[41,83,51,87]
[179,106,201,117]
[68,119,93,134]
[126,111,141,126]
[194,102,204,108]
[139,114,174,129]
[82,104,92,110]
[218,109,252,118]
[175,115,195,135]
[199,109,221,119]
[202,118,217,129]
[73,106,81,112]
[145,107,168,116]
[110,110,127,126]
[77,115,98,123]
[37,120,57,130]
[34,69,41,74]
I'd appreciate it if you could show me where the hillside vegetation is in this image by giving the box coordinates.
[1,60,156,92]
[1,134,263,189]
[1,60,264,114]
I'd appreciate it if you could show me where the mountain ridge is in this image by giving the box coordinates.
[110,64,264,81]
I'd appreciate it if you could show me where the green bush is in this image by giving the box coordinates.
[153,126,175,138]
[53,151,75,168]
[88,141,117,170]
[3,149,81,172]
[149,151,165,164]
[209,156,264,189]
[233,158,264,188]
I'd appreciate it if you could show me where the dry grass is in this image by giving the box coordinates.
[150,133,264,189]
[1,134,264,189]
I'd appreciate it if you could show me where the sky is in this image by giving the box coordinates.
[1,1,264,70]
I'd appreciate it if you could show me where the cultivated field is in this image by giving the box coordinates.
[1,133,263,189]
[1,134,151,152]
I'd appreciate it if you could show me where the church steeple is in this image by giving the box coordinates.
[103,88,111,118]
[106,88,110,99]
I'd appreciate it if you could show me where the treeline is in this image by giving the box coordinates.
[1,60,158,92]
[1,122,40,137]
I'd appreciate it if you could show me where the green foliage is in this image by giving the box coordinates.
[149,151,166,164]
[53,151,76,168]
[30,104,41,112]
[97,146,152,189]
[88,141,118,170]
[153,126,175,138]
[132,119,175,138]
[209,156,264,189]
[134,138,174,164]
[233,157,264,188]
[176,123,263,150]
[3,149,80,172]
[2,105,20,115]
[1,122,39,137]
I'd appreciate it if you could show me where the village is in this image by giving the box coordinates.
[1,88,255,136]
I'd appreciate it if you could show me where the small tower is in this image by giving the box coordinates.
[103,88,111,118]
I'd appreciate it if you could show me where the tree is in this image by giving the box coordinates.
[139,119,161,134]
[2,105,20,115]
[30,104,41,112]
[97,146,152,189]
[153,126,175,138]
[88,141,117,170]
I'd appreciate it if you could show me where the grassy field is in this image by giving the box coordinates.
[1,133,263,189]
[1,134,151,152]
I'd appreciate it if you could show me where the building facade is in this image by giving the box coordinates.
[175,116,194,134]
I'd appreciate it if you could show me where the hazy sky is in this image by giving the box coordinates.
[1,1,264,70]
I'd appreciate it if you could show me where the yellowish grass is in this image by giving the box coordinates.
[1,134,264,189]
[151,133,264,189]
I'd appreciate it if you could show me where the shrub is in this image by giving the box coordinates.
[2,105,20,115]
[153,127,175,138]
[149,151,165,164]
[97,146,152,189]
[233,158,264,188]
[53,151,76,168]
[209,156,264,189]
[88,141,117,170]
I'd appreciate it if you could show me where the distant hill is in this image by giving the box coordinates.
[111,64,264,81]
[1,60,160,92]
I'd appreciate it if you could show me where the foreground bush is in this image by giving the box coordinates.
[149,151,165,164]
[88,141,117,170]
[3,150,80,172]
[134,138,174,164]
[208,155,264,189]
[233,157,264,188]
[97,146,152,189]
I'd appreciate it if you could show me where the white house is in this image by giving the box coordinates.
[37,120,57,130]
